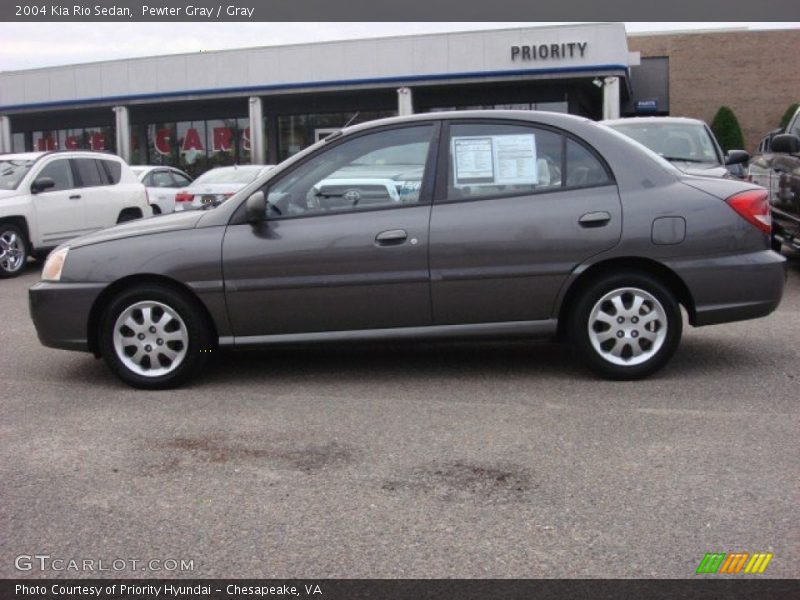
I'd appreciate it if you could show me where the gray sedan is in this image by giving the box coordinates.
[29,111,786,388]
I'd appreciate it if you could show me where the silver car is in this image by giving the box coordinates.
[603,116,750,179]
[29,111,786,388]
[174,165,274,211]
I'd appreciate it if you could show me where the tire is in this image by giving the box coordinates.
[0,223,29,278]
[99,284,212,389]
[569,271,682,380]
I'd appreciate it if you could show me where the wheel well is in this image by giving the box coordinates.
[151,204,162,215]
[0,216,31,251]
[87,274,218,356]
[116,208,143,223]
[556,257,697,338]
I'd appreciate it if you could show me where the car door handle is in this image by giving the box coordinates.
[375,229,408,246]
[69,194,82,200]
[578,211,611,227]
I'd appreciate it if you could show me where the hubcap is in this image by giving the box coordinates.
[588,287,668,367]
[112,301,188,377]
[0,231,25,273]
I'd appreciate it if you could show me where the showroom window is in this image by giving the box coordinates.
[145,117,250,177]
[265,124,433,219]
[277,110,396,162]
[12,133,25,152]
[31,127,112,152]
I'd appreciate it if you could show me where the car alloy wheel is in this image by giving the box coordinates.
[0,225,27,277]
[112,300,189,377]
[570,271,682,380]
[100,284,212,389]
[587,287,668,367]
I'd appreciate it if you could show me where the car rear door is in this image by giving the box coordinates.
[73,157,120,231]
[428,119,622,325]
[30,157,87,247]
[222,122,439,339]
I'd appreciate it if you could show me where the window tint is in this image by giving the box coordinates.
[100,160,122,184]
[35,159,74,192]
[446,123,563,201]
[73,158,106,188]
[565,139,611,187]
[151,171,176,188]
[171,172,192,187]
[265,125,433,218]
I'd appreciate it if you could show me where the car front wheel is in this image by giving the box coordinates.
[569,272,682,380]
[0,223,28,278]
[99,285,212,389]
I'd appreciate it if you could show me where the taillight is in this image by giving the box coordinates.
[175,192,193,203]
[726,189,771,234]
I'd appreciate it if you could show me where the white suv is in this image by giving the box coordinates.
[0,151,150,278]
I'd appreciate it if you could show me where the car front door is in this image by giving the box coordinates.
[222,122,439,339]
[428,120,622,325]
[30,157,87,247]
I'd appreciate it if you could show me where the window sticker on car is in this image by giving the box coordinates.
[452,134,538,187]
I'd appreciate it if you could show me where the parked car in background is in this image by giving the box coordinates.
[603,117,750,179]
[130,166,193,215]
[29,111,785,388]
[750,104,800,253]
[174,165,274,211]
[0,151,149,278]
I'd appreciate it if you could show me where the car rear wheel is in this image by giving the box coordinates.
[99,285,212,389]
[0,223,28,278]
[569,271,682,380]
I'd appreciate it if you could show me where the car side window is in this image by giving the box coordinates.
[565,138,612,188]
[152,171,176,188]
[35,159,74,192]
[171,172,192,187]
[264,124,434,218]
[445,123,564,201]
[72,158,106,188]
[100,160,122,184]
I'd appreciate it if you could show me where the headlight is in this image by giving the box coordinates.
[42,247,69,282]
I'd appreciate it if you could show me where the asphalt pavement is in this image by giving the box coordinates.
[1,253,798,578]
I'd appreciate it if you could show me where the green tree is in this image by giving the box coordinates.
[779,103,799,130]
[710,106,745,152]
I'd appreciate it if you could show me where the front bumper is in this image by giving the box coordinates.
[665,250,787,327]
[29,281,106,352]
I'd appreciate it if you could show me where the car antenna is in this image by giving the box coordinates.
[343,111,360,128]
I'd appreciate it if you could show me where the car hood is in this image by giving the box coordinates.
[670,161,729,179]
[186,182,249,194]
[67,210,206,249]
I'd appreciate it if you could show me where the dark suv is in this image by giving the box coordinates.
[750,105,800,252]
[29,111,786,388]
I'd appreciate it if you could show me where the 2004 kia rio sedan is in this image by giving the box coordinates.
[29,111,786,389]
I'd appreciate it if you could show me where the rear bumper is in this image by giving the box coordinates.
[29,281,106,352]
[664,250,787,327]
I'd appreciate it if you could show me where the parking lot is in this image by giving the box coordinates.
[1,253,798,579]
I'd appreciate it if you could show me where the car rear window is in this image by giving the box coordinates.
[73,158,107,187]
[100,159,122,184]
[193,168,262,185]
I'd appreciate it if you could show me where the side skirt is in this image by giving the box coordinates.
[219,319,558,347]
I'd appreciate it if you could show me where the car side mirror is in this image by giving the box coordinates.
[724,150,749,166]
[30,176,55,194]
[245,191,266,223]
[769,133,800,154]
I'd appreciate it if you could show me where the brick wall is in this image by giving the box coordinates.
[628,29,800,152]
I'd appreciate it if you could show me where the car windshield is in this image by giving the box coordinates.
[0,159,36,190]
[193,167,262,185]
[597,125,681,173]
[606,122,720,165]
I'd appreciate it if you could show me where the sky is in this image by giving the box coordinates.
[1,22,799,71]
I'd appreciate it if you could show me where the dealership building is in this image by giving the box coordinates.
[0,23,797,175]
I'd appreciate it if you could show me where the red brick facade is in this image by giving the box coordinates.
[628,28,800,152]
